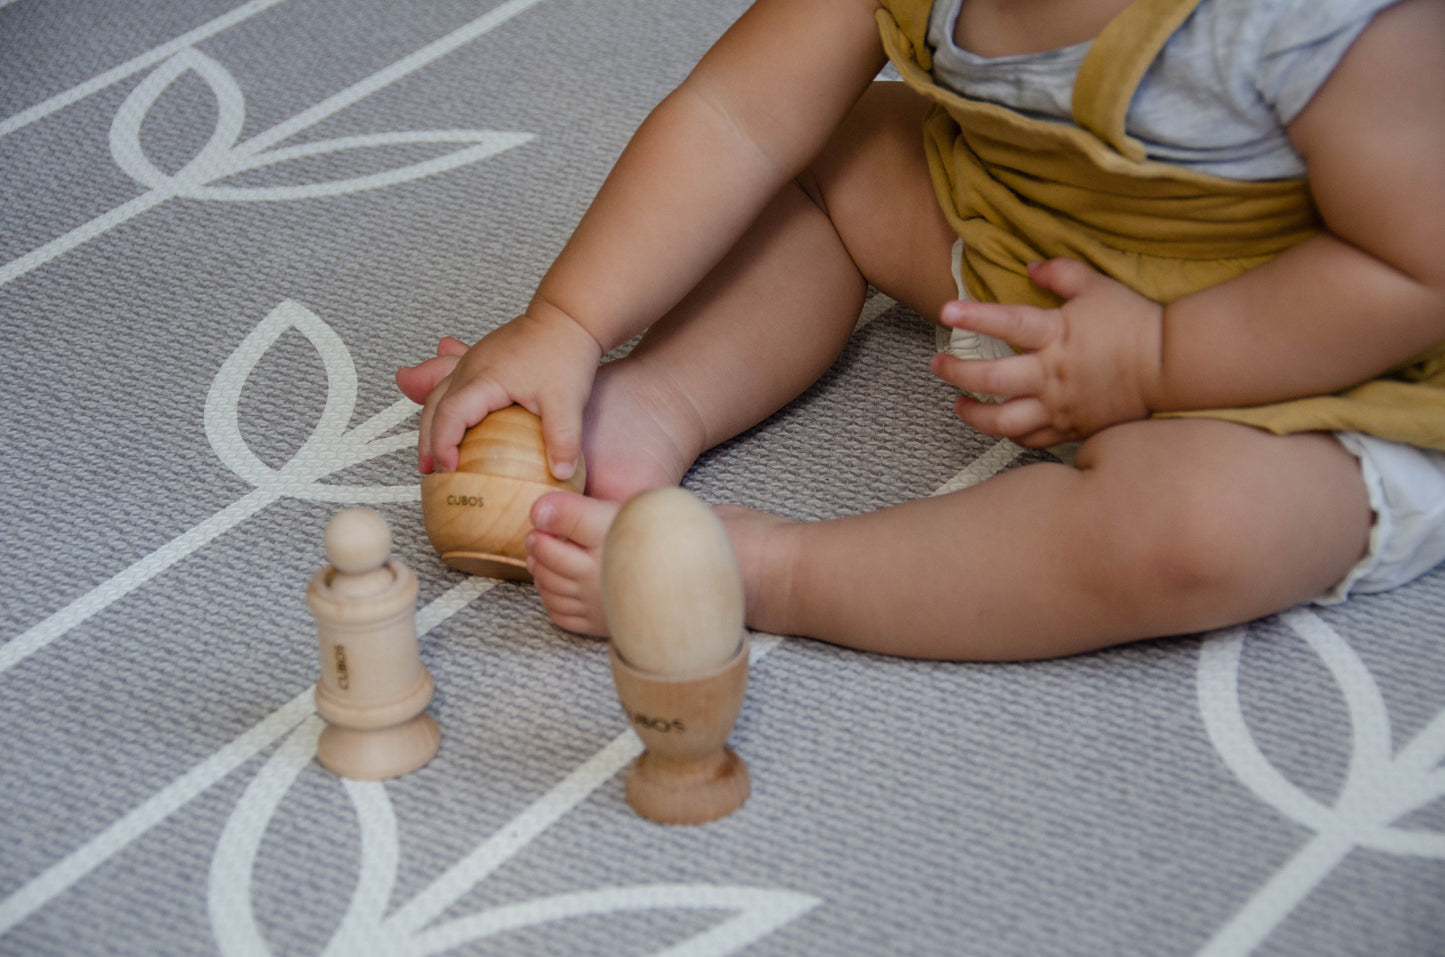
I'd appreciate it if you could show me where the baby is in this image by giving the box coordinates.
[397,0,1445,659]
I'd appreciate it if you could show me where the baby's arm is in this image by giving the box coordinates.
[420,0,887,474]
[1152,0,1445,411]
[936,0,1445,445]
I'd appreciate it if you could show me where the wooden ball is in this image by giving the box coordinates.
[325,507,391,574]
[601,487,744,676]
[455,404,563,482]
[420,406,585,580]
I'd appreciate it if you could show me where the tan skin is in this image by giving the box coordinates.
[397,0,1445,659]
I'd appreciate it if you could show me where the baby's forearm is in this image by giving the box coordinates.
[1152,232,1445,412]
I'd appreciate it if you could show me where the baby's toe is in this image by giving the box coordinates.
[526,530,594,586]
[531,490,619,548]
[536,588,608,637]
[527,547,586,600]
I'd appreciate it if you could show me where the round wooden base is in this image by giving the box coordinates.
[316,713,440,780]
[625,746,750,825]
[437,549,531,581]
[420,471,557,583]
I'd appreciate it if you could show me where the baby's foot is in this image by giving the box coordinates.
[525,491,620,636]
[525,492,802,639]
[581,359,707,502]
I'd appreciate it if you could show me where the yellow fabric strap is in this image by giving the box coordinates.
[920,106,1320,307]
[877,0,934,71]
[1072,0,1207,160]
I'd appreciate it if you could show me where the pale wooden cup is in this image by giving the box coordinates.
[601,487,752,824]
[610,637,751,825]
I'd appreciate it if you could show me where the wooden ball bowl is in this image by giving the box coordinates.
[420,405,585,580]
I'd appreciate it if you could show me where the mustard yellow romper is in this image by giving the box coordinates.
[876,0,1445,598]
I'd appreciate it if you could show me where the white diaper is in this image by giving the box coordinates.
[938,239,1014,397]
[1316,431,1445,603]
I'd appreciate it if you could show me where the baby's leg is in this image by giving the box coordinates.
[579,80,959,502]
[739,420,1373,659]
[578,179,865,501]
[528,81,961,633]
[524,184,868,630]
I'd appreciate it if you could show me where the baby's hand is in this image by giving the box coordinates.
[395,337,465,472]
[930,259,1163,447]
[399,309,603,476]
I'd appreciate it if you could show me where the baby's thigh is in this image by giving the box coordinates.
[800,80,958,320]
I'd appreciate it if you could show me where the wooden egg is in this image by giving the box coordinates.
[601,486,745,676]
[420,405,585,580]
[602,487,750,825]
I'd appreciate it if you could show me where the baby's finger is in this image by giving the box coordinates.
[414,371,451,474]
[953,395,1053,439]
[1015,425,1073,449]
[429,380,512,472]
[536,393,589,483]
[435,336,469,358]
[931,352,1043,399]
[940,300,1056,353]
[1026,258,1104,302]
[395,352,460,405]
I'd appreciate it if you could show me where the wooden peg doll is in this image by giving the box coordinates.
[309,507,439,779]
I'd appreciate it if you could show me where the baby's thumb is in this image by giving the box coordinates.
[395,353,459,404]
[1026,258,1097,301]
[538,402,584,484]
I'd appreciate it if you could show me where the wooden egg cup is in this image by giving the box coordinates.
[420,405,584,581]
[610,635,751,825]
[309,558,440,779]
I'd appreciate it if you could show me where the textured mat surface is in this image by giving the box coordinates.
[2,1,1443,954]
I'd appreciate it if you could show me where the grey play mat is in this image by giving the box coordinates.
[2,0,1442,953]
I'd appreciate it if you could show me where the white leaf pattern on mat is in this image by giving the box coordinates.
[1196,608,1445,955]
[205,299,419,502]
[0,301,416,677]
[209,643,818,957]
[108,48,533,202]
[0,0,549,288]
[0,577,497,940]
[0,301,446,936]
